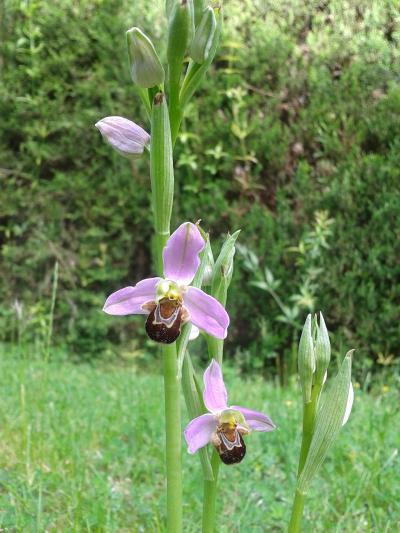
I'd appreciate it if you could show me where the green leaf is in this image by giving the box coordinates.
[298,351,353,493]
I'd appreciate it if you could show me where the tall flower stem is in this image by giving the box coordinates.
[150,91,181,532]
[288,490,306,533]
[297,384,320,475]
[163,342,182,533]
[202,451,220,533]
[288,383,321,532]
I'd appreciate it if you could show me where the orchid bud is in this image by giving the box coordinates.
[189,6,216,64]
[167,0,195,89]
[201,238,215,286]
[211,230,240,306]
[126,27,165,88]
[95,116,150,158]
[298,314,315,404]
[193,0,206,26]
[298,351,353,493]
[314,312,331,386]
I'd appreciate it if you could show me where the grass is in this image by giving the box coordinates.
[0,345,398,532]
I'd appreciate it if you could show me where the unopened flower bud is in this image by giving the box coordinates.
[126,27,165,88]
[211,230,240,306]
[314,312,331,386]
[167,0,195,88]
[201,239,214,286]
[298,314,315,404]
[95,116,150,158]
[193,0,206,26]
[189,6,216,64]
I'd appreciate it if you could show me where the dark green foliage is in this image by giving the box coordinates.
[1,0,399,373]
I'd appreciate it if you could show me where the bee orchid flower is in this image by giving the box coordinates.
[103,222,229,344]
[184,360,276,464]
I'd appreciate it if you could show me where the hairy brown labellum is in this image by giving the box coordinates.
[145,298,183,344]
[214,427,246,465]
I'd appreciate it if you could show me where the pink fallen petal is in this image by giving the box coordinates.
[231,405,276,432]
[162,222,204,285]
[184,413,217,454]
[183,287,229,339]
[103,277,161,315]
[203,359,228,413]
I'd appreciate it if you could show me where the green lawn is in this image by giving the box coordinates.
[0,346,398,532]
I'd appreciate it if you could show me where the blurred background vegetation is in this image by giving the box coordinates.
[1,0,399,380]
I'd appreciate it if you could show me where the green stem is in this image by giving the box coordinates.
[163,343,182,533]
[154,223,181,533]
[202,450,220,533]
[288,490,306,533]
[150,90,180,532]
[297,384,320,475]
[44,260,58,363]
[288,384,321,532]
[154,230,169,274]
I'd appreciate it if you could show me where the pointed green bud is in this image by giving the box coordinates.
[189,6,216,64]
[211,230,240,306]
[314,312,331,386]
[298,351,353,493]
[298,314,315,404]
[180,6,222,108]
[167,0,195,87]
[193,0,206,26]
[126,28,165,88]
[201,238,214,286]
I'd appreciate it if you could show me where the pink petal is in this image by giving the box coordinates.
[203,359,228,413]
[162,222,204,285]
[184,413,217,454]
[103,277,161,315]
[231,405,276,432]
[183,287,229,339]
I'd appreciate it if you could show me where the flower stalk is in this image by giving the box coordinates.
[202,450,220,533]
[288,316,354,533]
[163,342,182,533]
[149,87,182,532]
